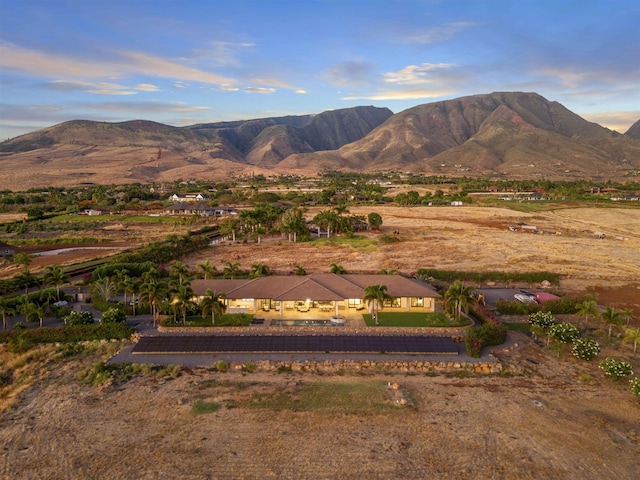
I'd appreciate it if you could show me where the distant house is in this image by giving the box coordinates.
[169,193,209,203]
[164,203,215,217]
[84,209,102,216]
[0,241,15,257]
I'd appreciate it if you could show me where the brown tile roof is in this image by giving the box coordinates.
[192,274,440,301]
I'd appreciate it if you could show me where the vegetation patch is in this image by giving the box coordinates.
[363,312,467,327]
[191,399,221,415]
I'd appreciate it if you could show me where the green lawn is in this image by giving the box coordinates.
[309,235,377,251]
[363,311,470,327]
[503,322,531,333]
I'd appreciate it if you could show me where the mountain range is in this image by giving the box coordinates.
[1,92,638,189]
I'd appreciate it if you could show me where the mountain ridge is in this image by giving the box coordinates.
[1,93,638,189]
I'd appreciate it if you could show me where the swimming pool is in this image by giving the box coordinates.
[270,319,342,327]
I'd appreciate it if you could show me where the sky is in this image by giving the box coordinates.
[1,0,639,141]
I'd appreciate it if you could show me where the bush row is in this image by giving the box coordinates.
[416,268,560,286]
[0,323,134,345]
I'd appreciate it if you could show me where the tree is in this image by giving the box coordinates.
[367,212,383,230]
[171,283,194,325]
[601,306,624,342]
[363,284,392,325]
[17,269,36,295]
[250,263,270,278]
[330,263,347,274]
[197,260,216,279]
[0,298,15,330]
[222,261,242,279]
[575,300,599,327]
[280,207,309,243]
[443,280,478,323]
[92,277,117,303]
[123,275,140,316]
[200,289,226,325]
[313,210,339,238]
[548,322,579,357]
[170,261,191,285]
[21,300,48,328]
[13,252,32,270]
[623,328,640,356]
[43,265,70,300]
[64,310,94,326]
[140,279,167,327]
[219,217,241,243]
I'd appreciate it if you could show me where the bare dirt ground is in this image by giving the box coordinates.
[2,205,640,479]
[1,334,639,480]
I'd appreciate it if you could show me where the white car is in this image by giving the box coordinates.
[514,293,537,304]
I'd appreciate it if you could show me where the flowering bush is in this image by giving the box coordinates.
[599,357,634,380]
[630,378,640,398]
[528,311,555,330]
[549,322,579,343]
[100,308,127,324]
[64,310,94,326]
[571,338,600,361]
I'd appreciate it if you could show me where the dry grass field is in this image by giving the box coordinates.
[2,204,639,479]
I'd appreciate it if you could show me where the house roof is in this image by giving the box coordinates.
[191,274,440,300]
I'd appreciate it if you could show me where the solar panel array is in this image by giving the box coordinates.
[132,335,460,355]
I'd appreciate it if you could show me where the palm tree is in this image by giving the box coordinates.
[17,269,36,295]
[170,261,191,285]
[0,298,15,330]
[43,265,70,300]
[21,300,48,328]
[363,284,392,325]
[623,327,640,356]
[250,263,270,278]
[123,275,140,316]
[113,268,130,304]
[575,300,599,327]
[280,207,308,243]
[171,283,194,325]
[200,289,226,325]
[330,263,347,274]
[197,260,216,279]
[140,280,166,327]
[92,277,117,303]
[443,280,478,323]
[13,252,32,270]
[313,210,339,238]
[601,306,624,341]
[219,217,241,243]
[222,261,242,279]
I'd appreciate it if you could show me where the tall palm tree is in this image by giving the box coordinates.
[197,260,216,279]
[17,269,35,295]
[43,265,70,300]
[250,263,270,278]
[92,277,117,303]
[123,275,140,316]
[200,289,226,325]
[601,306,624,341]
[575,300,599,327]
[0,298,15,330]
[443,280,478,323]
[21,300,48,328]
[171,283,194,325]
[330,263,347,274]
[140,280,166,327]
[623,327,640,356]
[363,284,392,325]
[313,210,339,238]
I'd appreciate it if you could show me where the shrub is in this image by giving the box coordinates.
[571,338,600,361]
[65,310,94,326]
[214,360,229,372]
[13,321,26,330]
[464,329,483,358]
[495,299,538,315]
[599,357,634,380]
[549,322,579,344]
[630,378,640,398]
[478,321,507,347]
[528,311,555,329]
[100,308,127,324]
[242,362,257,373]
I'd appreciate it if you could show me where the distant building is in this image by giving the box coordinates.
[169,193,209,203]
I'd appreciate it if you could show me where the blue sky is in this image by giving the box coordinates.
[1,0,639,141]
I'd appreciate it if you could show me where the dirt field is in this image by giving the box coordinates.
[1,334,639,479]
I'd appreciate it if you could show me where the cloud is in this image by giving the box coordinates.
[295,89,307,94]
[383,63,456,85]
[402,22,477,44]
[84,100,210,113]
[188,41,255,68]
[134,83,160,92]
[172,82,188,89]
[326,61,377,87]
[244,87,276,94]
[220,84,240,91]
[341,87,455,101]
[580,111,640,132]
[0,41,236,86]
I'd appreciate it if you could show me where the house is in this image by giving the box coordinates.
[192,274,441,318]
[164,203,215,217]
[169,193,209,203]
[0,240,15,257]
